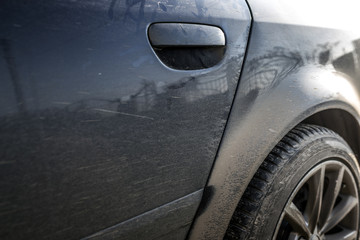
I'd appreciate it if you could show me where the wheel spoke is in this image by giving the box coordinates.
[318,166,344,228]
[321,195,358,234]
[288,232,299,240]
[325,227,357,240]
[284,202,311,238]
[305,166,325,232]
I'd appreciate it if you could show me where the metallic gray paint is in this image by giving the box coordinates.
[189,0,360,239]
[0,0,250,239]
[2,0,360,239]
[148,23,225,47]
[82,190,203,240]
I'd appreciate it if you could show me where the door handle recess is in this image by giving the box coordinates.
[148,23,226,70]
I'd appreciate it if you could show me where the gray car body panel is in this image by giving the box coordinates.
[3,0,360,239]
[0,0,251,239]
[189,0,360,239]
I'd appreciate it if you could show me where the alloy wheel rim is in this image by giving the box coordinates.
[274,160,359,240]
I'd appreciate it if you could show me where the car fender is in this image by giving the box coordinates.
[189,64,360,240]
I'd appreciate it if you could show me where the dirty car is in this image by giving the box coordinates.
[1,0,360,239]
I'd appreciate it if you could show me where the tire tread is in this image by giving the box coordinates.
[224,124,341,239]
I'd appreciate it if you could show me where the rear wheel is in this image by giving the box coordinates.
[225,124,360,240]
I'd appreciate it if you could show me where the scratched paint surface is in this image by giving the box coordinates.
[0,0,251,239]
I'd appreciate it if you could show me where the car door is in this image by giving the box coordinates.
[0,1,251,239]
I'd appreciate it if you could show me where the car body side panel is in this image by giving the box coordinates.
[0,0,251,239]
[82,190,203,240]
[189,0,360,239]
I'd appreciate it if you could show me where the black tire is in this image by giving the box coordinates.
[225,124,360,240]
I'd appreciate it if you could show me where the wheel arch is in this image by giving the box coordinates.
[303,109,360,161]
